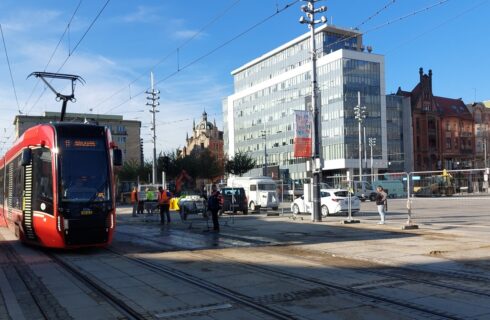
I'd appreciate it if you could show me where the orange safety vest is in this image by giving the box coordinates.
[131,190,137,203]
[159,190,171,204]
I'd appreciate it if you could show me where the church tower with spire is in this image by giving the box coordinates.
[181,109,224,165]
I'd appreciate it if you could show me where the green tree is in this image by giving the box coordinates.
[117,159,152,182]
[225,151,256,177]
[157,149,223,183]
[195,149,223,180]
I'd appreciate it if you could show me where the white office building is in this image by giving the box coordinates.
[224,24,387,183]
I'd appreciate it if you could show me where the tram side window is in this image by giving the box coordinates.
[32,148,53,215]
[0,167,4,204]
[12,156,23,210]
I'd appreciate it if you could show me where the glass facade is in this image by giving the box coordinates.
[225,25,385,182]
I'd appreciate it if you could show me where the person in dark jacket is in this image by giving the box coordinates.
[207,184,222,232]
[375,186,387,224]
[158,186,172,224]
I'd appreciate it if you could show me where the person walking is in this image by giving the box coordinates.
[375,186,387,224]
[158,186,172,225]
[207,184,222,232]
[131,187,138,217]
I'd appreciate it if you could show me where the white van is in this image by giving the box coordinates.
[227,176,279,211]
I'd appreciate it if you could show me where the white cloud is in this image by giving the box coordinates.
[173,29,200,40]
[2,9,62,32]
[117,6,161,24]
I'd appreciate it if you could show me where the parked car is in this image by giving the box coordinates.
[291,189,361,217]
[219,187,248,215]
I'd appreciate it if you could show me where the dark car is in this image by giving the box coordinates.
[220,187,248,215]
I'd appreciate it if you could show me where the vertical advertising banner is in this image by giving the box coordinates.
[294,110,312,158]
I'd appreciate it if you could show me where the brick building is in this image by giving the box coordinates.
[466,101,490,168]
[397,68,475,171]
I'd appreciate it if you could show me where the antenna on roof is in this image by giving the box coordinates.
[27,71,85,121]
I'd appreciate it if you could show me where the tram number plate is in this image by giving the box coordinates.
[81,209,93,216]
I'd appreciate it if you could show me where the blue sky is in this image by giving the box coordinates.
[1,0,489,158]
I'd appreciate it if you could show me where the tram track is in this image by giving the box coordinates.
[104,247,298,320]
[115,228,490,320]
[45,250,150,320]
[0,239,70,320]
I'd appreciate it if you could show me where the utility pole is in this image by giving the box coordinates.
[369,137,376,182]
[146,72,160,185]
[299,0,327,222]
[261,130,268,176]
[354,91,367,184]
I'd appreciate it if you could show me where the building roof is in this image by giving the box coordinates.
[231,24,361,75]
[195,110,215,130]
[433,96,473,120]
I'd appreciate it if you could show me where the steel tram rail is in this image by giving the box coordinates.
[0,240,54,320]
[104,247,298,320]
[114,229,476,320]
[44,251,148,320]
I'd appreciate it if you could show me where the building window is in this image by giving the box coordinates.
[446,138,451,149]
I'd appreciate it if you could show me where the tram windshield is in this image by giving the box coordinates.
[59,137,111,202]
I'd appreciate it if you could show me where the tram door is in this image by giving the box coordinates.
[27,148,55,243]
[21,149,36,241]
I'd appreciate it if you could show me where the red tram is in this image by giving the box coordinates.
[0,122,122,248]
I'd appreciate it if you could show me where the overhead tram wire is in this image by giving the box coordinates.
[384,0,489,55]
[107,0,450,144]
[20,0,84,116]
[354,0,397,29]
[93,0,242,113]
[56,0,111,72]
[316,0,451,57]
[1,24,21,114]
[102,0,300,114]
[45,0,84,72]
[24,0,111,116]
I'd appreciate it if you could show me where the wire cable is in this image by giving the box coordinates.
[24,0,111,116]
[92,0,242,112]
[102,0,300,114]
[20,0,84,116]
[384,0,489,55]
[0,24,21,114]
[56,0,111,72]
[45,0,83,71]
[319,0,450,56]
[354,0,397,29]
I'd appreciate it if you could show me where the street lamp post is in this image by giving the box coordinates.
[299,0,327,222]
[369,137,376,182]
[354,91,367,184]
[261,130,268,176]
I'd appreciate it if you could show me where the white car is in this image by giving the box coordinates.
[291,189,361,217]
